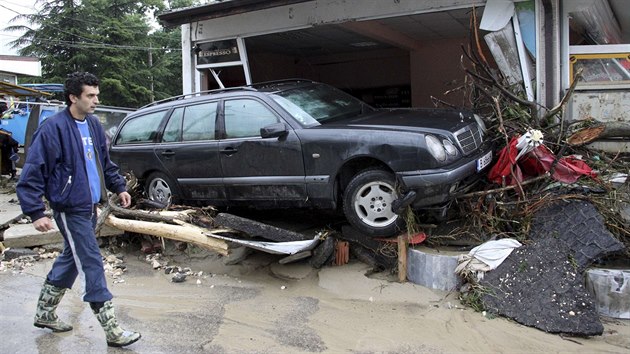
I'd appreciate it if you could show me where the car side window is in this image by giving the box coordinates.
[115,110,166,145]
[162,107,183,143]
[224,99,279,138]
[182,102,217,141]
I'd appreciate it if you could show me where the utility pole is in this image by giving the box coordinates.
[148,43,154,102]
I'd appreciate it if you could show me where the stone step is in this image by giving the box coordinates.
[3,222,123,248]
[406,246,464,291]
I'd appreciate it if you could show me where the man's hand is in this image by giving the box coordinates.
[33,217,55,232]
[118,191,132,208]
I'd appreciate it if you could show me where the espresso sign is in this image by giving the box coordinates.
[196,39,240,65]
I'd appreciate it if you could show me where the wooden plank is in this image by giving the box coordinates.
[398,234,407,282]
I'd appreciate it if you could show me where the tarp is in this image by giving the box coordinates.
[0,82,53,98]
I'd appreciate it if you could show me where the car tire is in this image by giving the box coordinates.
[342,168,404,238]
[145,172,180,206]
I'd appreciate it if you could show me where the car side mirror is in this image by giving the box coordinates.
[260,122,288,139]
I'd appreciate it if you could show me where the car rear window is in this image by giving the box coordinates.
[115,110,166,145]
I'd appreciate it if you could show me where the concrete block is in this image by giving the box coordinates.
[407,246,463,291]
[3,223,123,248]
[585,268,630,319]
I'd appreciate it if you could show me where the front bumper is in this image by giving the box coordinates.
[396,143,493,208]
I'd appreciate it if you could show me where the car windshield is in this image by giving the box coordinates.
[271,83,373,125]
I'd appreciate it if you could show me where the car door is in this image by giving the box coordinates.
[154,101,226,202]
[110,109,168,178]
[218,97,306,206]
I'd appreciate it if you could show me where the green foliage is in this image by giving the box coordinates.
[5,0,197,108]
[459,284,493,312]
[517,260,528,273]
[567,254,578,271]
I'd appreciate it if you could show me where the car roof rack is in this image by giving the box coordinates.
[139,86,259,109]
[250,78,314,91]
[139,79,315,109]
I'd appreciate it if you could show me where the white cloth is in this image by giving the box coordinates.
[455,238,522,281]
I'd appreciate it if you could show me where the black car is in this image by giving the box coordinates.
[109,80,492,237]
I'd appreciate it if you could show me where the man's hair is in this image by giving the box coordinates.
[64,72,99,106]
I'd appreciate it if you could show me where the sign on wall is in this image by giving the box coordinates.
[196,39,240,65]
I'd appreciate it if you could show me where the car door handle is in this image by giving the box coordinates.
[220,147,238,155]
[161,150,175,157]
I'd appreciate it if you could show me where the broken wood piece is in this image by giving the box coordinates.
[95,195,115,236]
[333,240,349,266]
[567,122,630,146]
[214,213,310,242]
[279,250,312,264]
[398,234,408,282]
[105,214,229,255]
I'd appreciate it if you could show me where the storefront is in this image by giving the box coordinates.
[158,0,630,150]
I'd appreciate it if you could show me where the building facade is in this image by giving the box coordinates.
[158,0,630,150]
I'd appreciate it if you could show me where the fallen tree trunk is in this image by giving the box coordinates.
[567,121,630,146]
[105,214,230,255]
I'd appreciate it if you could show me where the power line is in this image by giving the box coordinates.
[1,2,167,42]
[27,37,181,51]
[0,2,22,15]
[0,2,181,52]
[0,0,36,11]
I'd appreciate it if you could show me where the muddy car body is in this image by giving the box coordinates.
[110,80,492,237]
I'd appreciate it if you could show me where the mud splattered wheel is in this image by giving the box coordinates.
[145,172,180,206]
[342,168,404,237]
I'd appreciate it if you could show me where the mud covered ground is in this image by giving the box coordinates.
[1,240,629,354]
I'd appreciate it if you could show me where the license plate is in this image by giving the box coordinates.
[477,150,492,171]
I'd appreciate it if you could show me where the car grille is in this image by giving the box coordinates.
[455,124,483,155]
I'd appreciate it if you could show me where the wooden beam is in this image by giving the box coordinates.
[398,234,408,282]
[105,215,229,255]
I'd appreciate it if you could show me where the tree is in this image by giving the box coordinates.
[5,0,195,107]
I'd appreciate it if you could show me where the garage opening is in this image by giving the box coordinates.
[200,7,485,109]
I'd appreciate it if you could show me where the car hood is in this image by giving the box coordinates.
[319,108,475,133]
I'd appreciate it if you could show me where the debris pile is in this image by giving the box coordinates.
[0,246,59,273]
[103,253,127,284]
[144,252,207,284]
[428,20,630,336]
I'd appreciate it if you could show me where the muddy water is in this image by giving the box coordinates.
[1,244,629,354]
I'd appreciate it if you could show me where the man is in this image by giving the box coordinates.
[0,128,19,179]
[16,72,141,347]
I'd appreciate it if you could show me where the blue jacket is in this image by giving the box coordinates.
[17,108,127,221]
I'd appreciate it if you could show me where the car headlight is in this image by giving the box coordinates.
[426,135,446,162]
[443,139,458,156]
[474,114,487,134]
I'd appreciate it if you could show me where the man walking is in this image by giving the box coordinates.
[16,72,141,347]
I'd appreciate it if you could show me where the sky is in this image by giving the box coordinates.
[0,0,167,56]
[0,0,38,55]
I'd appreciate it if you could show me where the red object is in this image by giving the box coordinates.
[520,145,597,183]
[375,232,427,244]
[488,137,521,185]
[488,138,596,185]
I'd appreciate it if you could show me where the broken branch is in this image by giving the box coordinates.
[105,214,230,255]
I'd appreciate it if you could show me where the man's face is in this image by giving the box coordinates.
[70,85,99,116]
